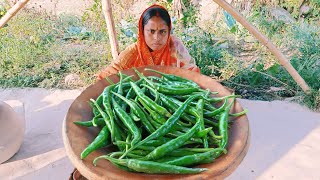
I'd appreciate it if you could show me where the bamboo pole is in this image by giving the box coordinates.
[212,0,311,93]
[0,0,30,28]
[101,0,119,60]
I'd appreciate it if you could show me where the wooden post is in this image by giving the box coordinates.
[0,0,30,28]
[212,0,311,93]
[101,0,119,60]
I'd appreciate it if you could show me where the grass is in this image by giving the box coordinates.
[0,4,319,111]
[0,10,112,88]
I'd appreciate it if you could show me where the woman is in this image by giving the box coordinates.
[97,4,200,80]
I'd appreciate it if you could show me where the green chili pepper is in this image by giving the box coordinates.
[88,100,101,118]
[204,102,218,111]
[90,98,122,143]
[123,84,139,111]
[154,83,199,95]
[156,153,216,164]
[165,96,199,118]
[161,80,199,88]
[113,82,132,92]
[145,68,199,88]
[125,133,131,152]
[116,73,134,82]
[168,149,198,157]
[105,76,115,85]
[130,150,150,156]
[206,94,241,103]
[167,131,203,144]
[148,115,162,129]
[229,108,248,117]
[74,117,105,127]
[137,97,166,124]
[112,109,127,143]
[163,148,226,166]
[133,68,154,85]
[218,98,235,149]
[116,71,124,102]
[80,126,110,159]
[190,101,218,112]
[143,120,201,160]
[203,98,229,118]
[94,156,208,174]
[143,138,172,146]
[208,129,223,140]
[196,98,209,148]
[195,127,212,138]
[110,161,137,172]
[135,68,198,97]
[175,93,239,104]
[125,87,135,99]
[204,118,219,127]
[157,148,218,158]
[130,81,171,117]
[140,83,160,103]
[112,99,141,147]
[109,151,143,159]
[95,95,104,111]
[150,148,211,158]
[129,108,140,121]
[120,94,202,159]
[177,147,216,153]
[112,92,155,133]
[142,91,192,128]
[136,68,199,95]
[108,152,139,172]
[101,85,116,138]
[115,141,155,152]
[159,93,196,124]
[147,76,166,84]
[142,97,204,160]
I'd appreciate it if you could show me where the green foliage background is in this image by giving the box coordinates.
[0,0,319,110]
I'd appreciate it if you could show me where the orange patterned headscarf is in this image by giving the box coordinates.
[128,4,177,67]
[96,4,199,80]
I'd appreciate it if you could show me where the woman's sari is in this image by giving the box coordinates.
[97,4,199,80]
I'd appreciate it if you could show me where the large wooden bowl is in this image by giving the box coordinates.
[62,65,250,180]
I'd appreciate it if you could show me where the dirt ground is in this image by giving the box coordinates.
[0,88,319,179]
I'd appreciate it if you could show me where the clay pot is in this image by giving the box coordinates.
[0,101,25,164]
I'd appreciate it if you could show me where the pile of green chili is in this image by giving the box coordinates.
[74,68,247,174]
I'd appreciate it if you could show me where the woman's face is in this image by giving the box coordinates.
[143,16,169,51]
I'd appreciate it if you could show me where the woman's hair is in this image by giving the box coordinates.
[142,6,171,30]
